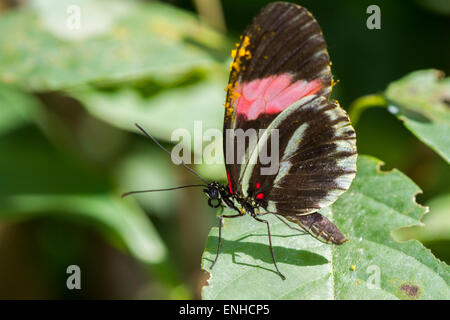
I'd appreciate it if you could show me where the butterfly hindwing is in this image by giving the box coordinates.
[244,96,357,215]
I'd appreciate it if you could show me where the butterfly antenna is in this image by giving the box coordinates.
[134,123,209,184]
[121,184,207,198]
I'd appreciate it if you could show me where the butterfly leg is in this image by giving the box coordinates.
[211,213,242,269]
[251,213,286,280]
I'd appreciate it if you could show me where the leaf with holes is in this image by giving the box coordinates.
[201,155,450,300]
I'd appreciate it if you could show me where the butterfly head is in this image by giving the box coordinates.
[204,182,222,208]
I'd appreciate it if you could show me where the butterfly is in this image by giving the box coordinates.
[123,2,357,280]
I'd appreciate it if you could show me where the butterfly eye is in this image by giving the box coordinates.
[208,187,219,199]
[204,184,220,202]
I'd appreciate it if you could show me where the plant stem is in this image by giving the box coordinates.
[348,94,387,125]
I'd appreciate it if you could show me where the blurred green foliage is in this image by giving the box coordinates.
[0,0,448,299]
[385,70,450,163]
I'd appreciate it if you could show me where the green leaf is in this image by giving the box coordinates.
[0,127,166,264]
[0,127,109,195]
[72,76,228,181]
[1,193,166,264]
[201,155,450,300]
[0,0,225,90]
[115,143,180,217]
[395,194,450,243]
[0,83,38,135]
[385,70,450,163]
[72,78,225,143]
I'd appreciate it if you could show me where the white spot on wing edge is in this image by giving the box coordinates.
[274,161,292,186]
[282,122,309,161]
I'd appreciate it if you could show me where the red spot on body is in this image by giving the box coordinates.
[256,193,264,199]
[256,182,261,189]
[226,171,234,194]
[233,73,323,120]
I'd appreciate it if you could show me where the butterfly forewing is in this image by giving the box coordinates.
[223,2,333,193]
[222,2,356,244]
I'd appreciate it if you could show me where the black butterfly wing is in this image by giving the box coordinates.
[242,95,356,244]
[223,2,333,194]
[222,2,356,244]
[245,96,357,210]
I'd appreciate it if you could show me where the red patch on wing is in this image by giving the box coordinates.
[256,182,261,189]
[256,193,264,199]
[226,171,234,194]
[234,73,323,120]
